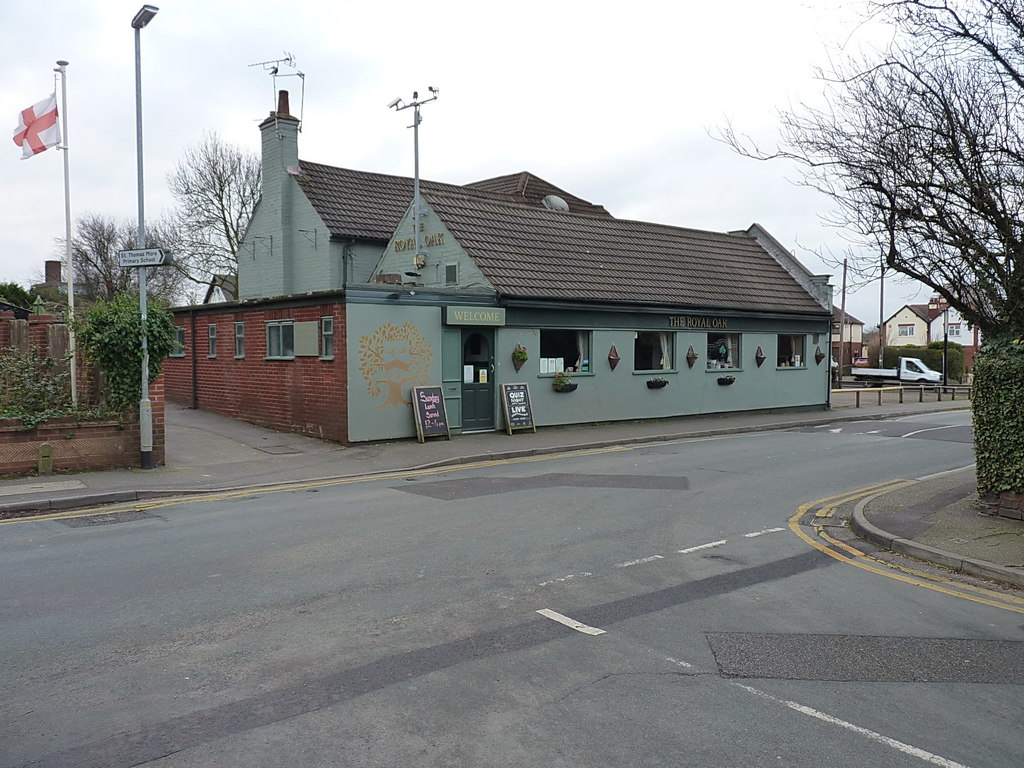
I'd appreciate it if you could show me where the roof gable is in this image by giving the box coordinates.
[832,305,864,325]
[464,172,612,216]
[423,191,828,314]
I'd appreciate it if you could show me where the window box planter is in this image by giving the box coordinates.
[552,372,576,392]
[717,375,736,385]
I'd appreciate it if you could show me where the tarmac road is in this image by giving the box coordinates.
[1,406,1021,767]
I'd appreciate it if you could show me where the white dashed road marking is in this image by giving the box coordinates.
[734,684,972,768]
[665,656,694,669]
[743,527,785,538]
[536,609,607,635]
[901,425,960,439]
[678,539,728,554]
[538,573,592,587]
[615,555,664,568]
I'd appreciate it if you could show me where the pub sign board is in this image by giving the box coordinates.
[411,386,451,443]
[500,383,536,435]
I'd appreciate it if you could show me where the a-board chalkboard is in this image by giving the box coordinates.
[500,383,536,435]
[411,386,451,443]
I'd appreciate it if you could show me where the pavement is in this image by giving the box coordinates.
[1,390,1021,588]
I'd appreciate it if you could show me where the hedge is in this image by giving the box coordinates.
[973,339,1024,497]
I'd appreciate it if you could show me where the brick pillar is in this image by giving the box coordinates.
[150,374,166,467]
[27,314,56,357]
[0,310,13,348]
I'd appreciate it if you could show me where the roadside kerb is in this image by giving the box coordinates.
[0,403,970,520]
[851,491,1024,589]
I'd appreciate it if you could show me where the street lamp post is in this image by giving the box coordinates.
[132,4,158,469]
[943,306,949,386]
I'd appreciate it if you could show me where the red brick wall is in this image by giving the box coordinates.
[0,312,166,472]
[984,491,1024,520]
[151,375,166,467]
[0,376,164,474]
[165,303,347,443]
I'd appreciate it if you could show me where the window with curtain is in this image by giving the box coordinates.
[539,329,591,373]
[634,331,674,371]
[777,334,805,367]
[707,333,741,369]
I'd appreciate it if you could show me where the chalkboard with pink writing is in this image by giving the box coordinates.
[411,386,451,443]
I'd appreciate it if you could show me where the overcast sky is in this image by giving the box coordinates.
[2,0,932,325]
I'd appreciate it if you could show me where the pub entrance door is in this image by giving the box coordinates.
[460,328,495,431]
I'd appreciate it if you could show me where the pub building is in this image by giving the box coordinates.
[164,91,834,444]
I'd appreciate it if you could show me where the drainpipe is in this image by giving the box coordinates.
[343,238,355,289]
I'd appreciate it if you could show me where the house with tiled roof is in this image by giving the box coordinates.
[884,303,932,347]
[166,91,834,443]
[924,297,983,370]
[830,305,864,366]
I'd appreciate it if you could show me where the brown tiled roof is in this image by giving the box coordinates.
[296,162,465,241]
[296,163,612,241]
[464,172,611,216]
[832,305,864,325]
[908,304,932,322]
[424,191,828,314]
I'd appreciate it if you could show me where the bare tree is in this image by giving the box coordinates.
[167,131,261,289]
[721,0,1024,340]
[64,213,186,305]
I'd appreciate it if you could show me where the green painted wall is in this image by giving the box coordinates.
[492,326,829,429]
[372,203,491,289]
[346,303,442,442]
[343,299,829,441]
[239,113,386,299]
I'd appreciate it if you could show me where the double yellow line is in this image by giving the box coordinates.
[0,443,637,526]
[790,481,1024,615]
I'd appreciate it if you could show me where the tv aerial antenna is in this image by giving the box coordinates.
[249,52,305,129]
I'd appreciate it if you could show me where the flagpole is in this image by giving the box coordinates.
[55,60,77,407]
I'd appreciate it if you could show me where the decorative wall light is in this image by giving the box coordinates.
[815,346,826,365]
[755,346,766,367]
[686,345,698,368]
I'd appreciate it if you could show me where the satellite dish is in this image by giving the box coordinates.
[541,194,570,212]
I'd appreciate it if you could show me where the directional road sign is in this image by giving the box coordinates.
[117,248,170,267]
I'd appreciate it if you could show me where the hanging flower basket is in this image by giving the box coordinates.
[511,344,528,372]
[646,377,669,389]
[717,375,736,385]
[554,382,578,393]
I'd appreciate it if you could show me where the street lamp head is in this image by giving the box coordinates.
[131,4,159,28]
